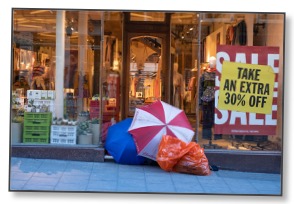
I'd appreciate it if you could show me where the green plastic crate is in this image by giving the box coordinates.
[23,112,51,144]
[24,112,52,126]
[23,129,50,144]
[24,126,49,132]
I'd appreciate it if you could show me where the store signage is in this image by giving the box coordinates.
[214,45,280,135]
[218,61,275,114]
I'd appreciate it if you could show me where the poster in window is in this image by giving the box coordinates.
[214,45,279,135]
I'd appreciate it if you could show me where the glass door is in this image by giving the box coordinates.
[128,36,162,115]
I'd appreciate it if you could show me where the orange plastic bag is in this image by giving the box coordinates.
[156,135,190,171]
[173,142,211,175]
[156,135,211,175]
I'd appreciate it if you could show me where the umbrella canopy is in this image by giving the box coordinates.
[105,118,146,165]
[128,100,194,161]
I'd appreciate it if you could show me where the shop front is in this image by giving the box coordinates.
[10,9,285,173]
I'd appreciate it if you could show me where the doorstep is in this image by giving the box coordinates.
[10,144,105,162]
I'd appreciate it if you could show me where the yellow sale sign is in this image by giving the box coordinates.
[218,61,275,114]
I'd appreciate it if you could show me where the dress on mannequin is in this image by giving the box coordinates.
[173,63,184,109]
[200,56,222,142]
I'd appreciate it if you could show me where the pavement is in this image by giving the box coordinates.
[9,157,282,195]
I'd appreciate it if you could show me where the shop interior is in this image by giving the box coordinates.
[11,10,283,151]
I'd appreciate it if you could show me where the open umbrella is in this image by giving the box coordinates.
[128,100,194,161]
[104,118,146,165]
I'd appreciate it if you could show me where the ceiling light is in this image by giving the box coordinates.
[130,13,153,19]
[30,10,50,14]
[38,33,55,37]
[18,24,43,28]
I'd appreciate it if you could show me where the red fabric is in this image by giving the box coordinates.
[168,111,193,129]
[139,100,166,123]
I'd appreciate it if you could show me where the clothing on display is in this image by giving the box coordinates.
[188,67,197,114]
[199,71,215,105]
[226,20,247,45]
[106,71,120,98]
[199,68,222,140]
[173,63,184,109]
[188,77,196,91]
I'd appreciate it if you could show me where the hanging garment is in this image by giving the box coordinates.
[188,77,196,91]
[153,77,161,99]
[232,20,247,45]
[173,72,184,108]
[107,73,119,98]
[238,20,247,45]
[226,25,234,45]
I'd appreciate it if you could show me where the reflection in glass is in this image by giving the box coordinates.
[129,36,162,115]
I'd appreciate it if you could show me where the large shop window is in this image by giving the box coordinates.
[171,12,284,151]
[11,9,122,146]
[10,10,284,153]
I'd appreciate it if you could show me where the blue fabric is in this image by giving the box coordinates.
[104,118,146,165]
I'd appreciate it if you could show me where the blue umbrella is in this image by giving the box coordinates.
[104,118,146,165]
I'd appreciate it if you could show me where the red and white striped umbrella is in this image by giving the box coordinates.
[128,100,195,161]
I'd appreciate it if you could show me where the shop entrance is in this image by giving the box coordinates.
[122,12,171,118]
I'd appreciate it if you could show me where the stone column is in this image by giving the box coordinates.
[55,10,65,118]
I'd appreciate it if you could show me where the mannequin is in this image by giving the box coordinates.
[200,56,222,142]
[208,56,216,72]
[173,62,184,108]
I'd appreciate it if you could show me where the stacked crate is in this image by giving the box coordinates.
[50,125,77,145]
[23,112,52,144]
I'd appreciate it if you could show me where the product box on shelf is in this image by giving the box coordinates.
[47,90,55,99]
[33,99,55,113]
[33,90,42,99]
[50,125,77,145]
[27,90,34,99]
[26,90,42,100]
[41,90,48,99]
